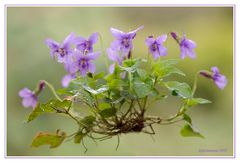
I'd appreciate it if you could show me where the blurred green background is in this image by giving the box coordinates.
[7,7,233,156]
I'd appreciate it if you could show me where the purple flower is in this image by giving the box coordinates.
[74,32,98,53]
[62,74,76,87]
[66,51,100,77]
[45,32,75,63]
[211,67,227,89]
[171,32,197,59]
[19,88,38,108]
[110,26,144,56]
[107,48,123,73]
[145,35,167,59]
[200,66,227,90]
[179,34,197,59]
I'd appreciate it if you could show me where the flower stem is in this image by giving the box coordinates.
[192,71,200,96]
[98,33,109,68]
[42,80,62,101]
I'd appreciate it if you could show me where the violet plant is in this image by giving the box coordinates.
[19,26,227,152]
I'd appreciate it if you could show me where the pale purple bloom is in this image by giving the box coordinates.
[145,35,167,59]
[171,32,197,59]
[66,51,100,77]
[179,34,197,59]
[200,66,227,90]
[110,26,144,56]
[62,74,76,87]
[19,88,38,108]
[74,32,98,53]
[107,48,123,73]
[45,32,75,63]
[211,67,227,89]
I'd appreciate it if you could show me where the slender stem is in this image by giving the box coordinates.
[98,33,109,68]
[143,96,148,110]
[192,71,201,96]
[42,80,62,101]
[115,135,120,151]
[121,100,134,120]
[136,99,143,111]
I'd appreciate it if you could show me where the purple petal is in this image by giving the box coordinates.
[45,39,59,58]
[57,55,67,63]
[80,67,88,77]
[64,60,78,74]
[214,75,227,90]
[109,63,115,74]
[31,97,38,108]
[156,34,167,44]
[110,27,125,39]
[186,39,197,49]
[76,43,87,52]
[158,46,167,56]
[107,48,122,64]
[74,36,87,44]
[180,46,196,59]
[22,96,37,108]
[87,52,100,60]
[110,40,121,50]
[88,62,96,73]
[186,48,196,58]
[74,50,85,60]
[88,32,98,44]
[145,37,155,47]
[62,74,75,87]
[63,32,75,48]
[211,66,219,74]
[45,39,59,49]
[19,88,33,98]
[120,42,133,55]
[152,51,160,60]
[128,26,144,38]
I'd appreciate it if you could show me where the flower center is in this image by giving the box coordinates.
[57,48,67,57]
[85,41,90,49]
[122,38,130,47]
[80,59,87,68]
[152,43,158,51]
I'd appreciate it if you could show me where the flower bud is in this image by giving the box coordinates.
[170,32,178,41]
[39,80,46,91]
[199,71,212,79]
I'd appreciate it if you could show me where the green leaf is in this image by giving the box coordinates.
[94,72,105,80]
[26,104,47,123]
[76,90,94,107]
[26,100,72,123]
[99,108,116,118]
[80,115,96,127]
[137,69,148,81]
[74,131,84,144]
[187,98,211,107]
[165,81,192,99]
[119,65,136,73]
[133,79,152,98]
[153,59,185,78]
[107,79,126,90]
[180,124,204,138]
[56,88,73,95]
[183,114,192,125]
[99,103,111,110]
[54,99,72,109]
[81,85,108,95]
[31,130,66,148]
